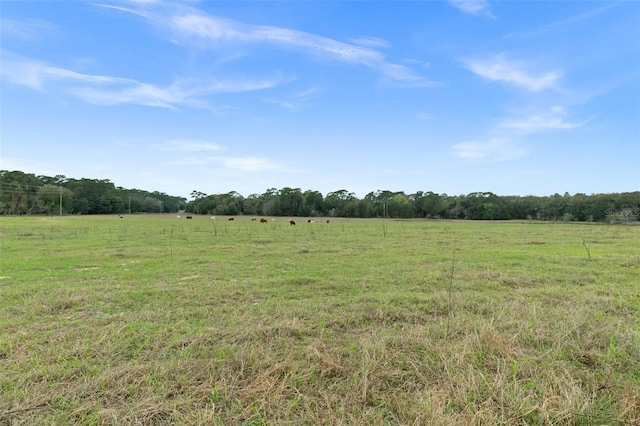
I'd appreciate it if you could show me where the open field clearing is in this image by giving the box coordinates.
[1,215,639,425]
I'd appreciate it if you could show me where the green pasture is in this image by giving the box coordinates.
[1,215,639,425]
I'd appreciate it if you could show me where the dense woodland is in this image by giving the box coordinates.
[0,170,186,216]
[1,170,639,222]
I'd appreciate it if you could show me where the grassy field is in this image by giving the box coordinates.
[1,215,639,425]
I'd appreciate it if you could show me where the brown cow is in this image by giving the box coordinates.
[228,217,234,221]
[260,218,268,223]
[289,220,296,225]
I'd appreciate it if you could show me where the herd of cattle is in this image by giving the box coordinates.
[119,215,331,224]
[169,215,329,224]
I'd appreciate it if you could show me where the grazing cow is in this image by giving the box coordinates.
[289,220,296,225]
[186,216,193,220]
[260,218,268,223]
[251,218,257,221]
[118,215,124,219]
[228,217,235,221]
[307,219,314,223]
[327,220,330,223]
[211,216,215,220]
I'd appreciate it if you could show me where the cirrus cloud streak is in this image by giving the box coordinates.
[0,51,286,109]
[174,155,289,173]
[463,53,562,92]
[98,1,437,88]
[453,138,526,161]
[153,138,292,173]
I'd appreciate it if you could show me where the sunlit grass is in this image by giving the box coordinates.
[1,215,639,424]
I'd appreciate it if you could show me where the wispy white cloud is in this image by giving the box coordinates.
[0,18,57,41]
[448,0,493,17]
[175,155,288,173]
[220,156,284,172]
[170,13,384,64]
[154,131,299,175]
[265,86,319,110]
[155,140,224,152]
[349,36,390,49]
[453,138,526,161]
[463,54,562,91]
[265,99,295,110]
[154,140,297,176]
[501,106,588,133]
[403,58,431,68]
[90,2,160,22]
[98,1,436,88]
[0,52,130,90]
[452,105,587,161]
[294,87,319,99]
[69,76,283,108]
[0,51,286,108]
[380,63,440,88]
[506,3,618,39]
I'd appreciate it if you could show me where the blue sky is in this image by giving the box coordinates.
[1,0,639,199]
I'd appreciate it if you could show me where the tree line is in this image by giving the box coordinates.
[0,170,186,215]
[187,188,639,223]
[2,170,638,222]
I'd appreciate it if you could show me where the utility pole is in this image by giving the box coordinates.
[128,196,131,214]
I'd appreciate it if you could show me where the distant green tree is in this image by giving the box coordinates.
[503,196,536,220]
[538,193,568,221]
[363,191,389,218]
[63,178,118,214]
[189,195,216,215]
[141,196,161,212]
[218,191,244,215]
[36,185,74,214]
[355,198,375,218]
[567,193,588,221]
[326,190,357,217]
[421,192,447,218]
[301,190,324,216]
[387,192,414,218]
[0,170,42,214]
[190,190,207,201]
[276,187,303,216]
[260,188,278,216]
[243,194,262,215]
